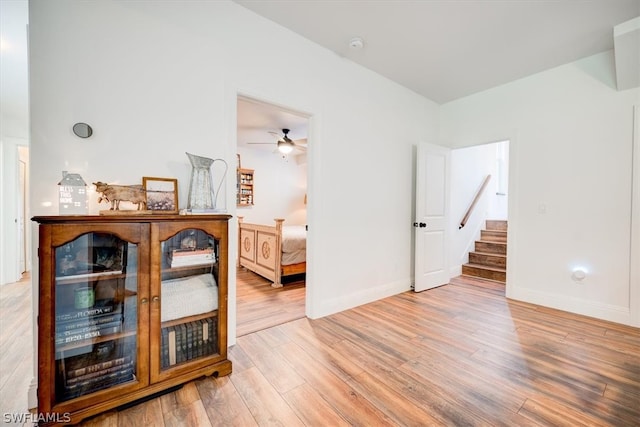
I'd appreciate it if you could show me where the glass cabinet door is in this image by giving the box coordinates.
[53,232,138,402]
[158,228,220,371]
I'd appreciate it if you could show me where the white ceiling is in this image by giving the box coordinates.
[3,1,638,144]
[236,97,309,150]
[234,0,640,104]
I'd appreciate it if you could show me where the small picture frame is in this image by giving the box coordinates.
[143,177,179,213]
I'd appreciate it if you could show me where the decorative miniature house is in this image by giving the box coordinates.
[58,171,87,214]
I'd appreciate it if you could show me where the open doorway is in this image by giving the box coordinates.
[450,140,510,287]
[235,96,309,336]
[1,143,30,285]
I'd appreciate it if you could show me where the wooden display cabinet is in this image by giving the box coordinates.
[237,168,254,206]
[32,214,232,426]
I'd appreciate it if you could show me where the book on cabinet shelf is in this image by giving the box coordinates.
[56,269,124,282]
[57,339,136,399]
[160,317,217,368]
[56,312,123,333]
[55,321,123,346]
[61,366,134,399]
[65,355,132,380]
[169,247,214,268]
[55,302,122,323]
[65,360,134,385]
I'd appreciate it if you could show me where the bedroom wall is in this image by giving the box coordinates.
[28,0,439,347]
[236,147,307,226]
[440,50,640,327]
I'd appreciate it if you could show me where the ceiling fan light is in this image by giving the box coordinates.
[278,140,294,154]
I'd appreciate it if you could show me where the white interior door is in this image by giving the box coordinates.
[414,143,450,292]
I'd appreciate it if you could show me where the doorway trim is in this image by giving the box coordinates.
[1,140,30,285]
[630,105,639,326]
[446,134,517,296]
[227,88,318,345]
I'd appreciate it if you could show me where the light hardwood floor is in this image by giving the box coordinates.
[236,267,306,337]
[2,275,639,426]
[0,273,34,426]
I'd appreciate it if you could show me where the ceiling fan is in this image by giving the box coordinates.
[248,129,307,154]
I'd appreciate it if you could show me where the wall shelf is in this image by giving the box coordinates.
[237,168,254,206]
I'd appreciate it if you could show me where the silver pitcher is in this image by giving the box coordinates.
[186,152,228,211]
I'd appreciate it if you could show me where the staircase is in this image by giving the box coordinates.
[462,220,507,283]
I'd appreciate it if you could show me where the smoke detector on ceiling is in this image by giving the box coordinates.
[349,37,364,49]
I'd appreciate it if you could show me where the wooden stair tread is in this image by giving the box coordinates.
[463,263,506,272]
[481,230,507,235]
[470,251,506,258]
[477,240,507,245]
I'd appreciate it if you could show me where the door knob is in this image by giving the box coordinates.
[413,222,427,228]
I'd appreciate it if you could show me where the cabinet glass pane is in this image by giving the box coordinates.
[159,229,219,370]
[54,232,138,402]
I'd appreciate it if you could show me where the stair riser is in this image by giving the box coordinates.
[475,241,507,255]
[480,230,507,242]
[486,220,507,231]
[469,253,506,269]
[462,265,506,283]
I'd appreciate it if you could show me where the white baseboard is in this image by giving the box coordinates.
[509,286,636,327]
[316,278,411,318]
[28,377,37,410]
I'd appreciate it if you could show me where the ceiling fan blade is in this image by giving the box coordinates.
[293,138,307,147]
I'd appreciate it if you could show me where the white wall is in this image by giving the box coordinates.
[1,0,30,285]
[450,142,507,274]
[28,0,439,334]
[236,147,307,225]
[441,50,640,327]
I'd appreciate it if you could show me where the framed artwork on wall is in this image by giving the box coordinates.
[143,177,178,213]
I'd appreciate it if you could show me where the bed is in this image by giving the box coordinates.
[237,217,306,287]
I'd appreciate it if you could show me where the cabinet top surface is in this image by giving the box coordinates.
[32,214,232,224]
